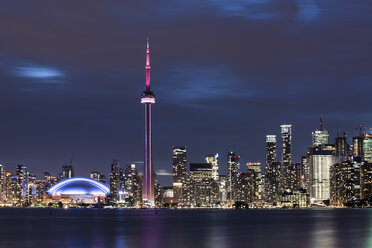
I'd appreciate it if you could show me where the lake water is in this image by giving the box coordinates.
[0,208,371,248]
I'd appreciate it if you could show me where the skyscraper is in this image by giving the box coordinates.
[205,153,219,181]
[281,125,292,166]
[61,164,74,179]
[16,165,28,206]
[172,146,187,204]
[266,135,277,165]
[141,35,156,205]
[309,147,333,202]
[173,146,187,183]
[109,160,121,203]
[312,116,329,146]
[363,131,372,162]
[227,152,240,202]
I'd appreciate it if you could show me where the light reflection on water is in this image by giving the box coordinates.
[0,208,371,248]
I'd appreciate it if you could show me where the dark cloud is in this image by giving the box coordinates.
[0,0,371,185]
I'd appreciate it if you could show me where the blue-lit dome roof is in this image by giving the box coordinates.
[47,177,110,196]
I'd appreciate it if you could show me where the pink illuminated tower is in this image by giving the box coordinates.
[141,35,155,205]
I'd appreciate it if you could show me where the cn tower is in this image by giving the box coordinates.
[141,35,155,205]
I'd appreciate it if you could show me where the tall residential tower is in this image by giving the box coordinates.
[141,35,156,205]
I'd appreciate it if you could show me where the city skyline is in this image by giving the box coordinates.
[0,1,372,186]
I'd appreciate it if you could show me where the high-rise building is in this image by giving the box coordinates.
[266,135,277,165]
[281,124,292,166]
[218,175,227,205]
[330,159,361,206]
[309,147,334,202]
[173,146,187,183]
[16,165,28,206]
[227,152,240,202]
[282,162,301,193]
[109,160,121,203]
[61,164,74,179]
[361,162,372,200]
[312,116,329,146]
[0,165,5,202]
[335,136,349,162]
[141,35,156,205]
[90,171,106,184]
[264,162,281,205]
[247,162,262,201]
[205,153,219,181]
[122,164,142,206]
[352,136,364,157]
[236,170,257,204]
[190,163,216,207]
[172,146,187,204]
[363,131,372,162]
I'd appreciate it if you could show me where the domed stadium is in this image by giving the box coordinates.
[45,177,110,204]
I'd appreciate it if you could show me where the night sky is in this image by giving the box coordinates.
[0,0,371,185]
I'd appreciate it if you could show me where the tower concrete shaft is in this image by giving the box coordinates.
[141,35,156,205]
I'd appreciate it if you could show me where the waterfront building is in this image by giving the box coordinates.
[172,146,187,203]
[264,161,282,205]
[236,170,257,204]
[283,162,301,193]
[330,159,361,206]
[266,135,277,165]
[227,152,240,203]
[123,164,142,206]
[16,165,28,206]
[0,165,5,202]
[190,163,218,207]
[247,162,262,201]
[278,189,309,208]
[109,160,121,203]
[205,153,219,181]
[309,147,334,202]
[361,162,372,200]
[218,175,227,205]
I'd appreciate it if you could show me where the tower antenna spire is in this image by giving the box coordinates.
[145,34,151,91]
[320,114,323,131]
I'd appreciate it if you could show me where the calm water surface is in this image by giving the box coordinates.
[0,208,371,248]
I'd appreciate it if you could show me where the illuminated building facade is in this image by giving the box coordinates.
[0,165,4,202]
[227,152,240,202]
[330,159,361,206]
[264,161,281,205]
[90,171,106,184]
[335,136,349,162]
[363,131,372,162]
[16,165,28,206]
[352,136,364,157]
[281,124,292,166]
[61,164,74,179]
[361,162,372,200]
[172,146,187,203]
[283,162,301,193]
[312,131,329,147]
[190,163,218,207]
[205,153,219,181]
[266,135,277,165]
[141,35,156,205]
[109,160,121,202]
[247,162,262,201]
[236,170,257,204]
[309,148,334,202]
